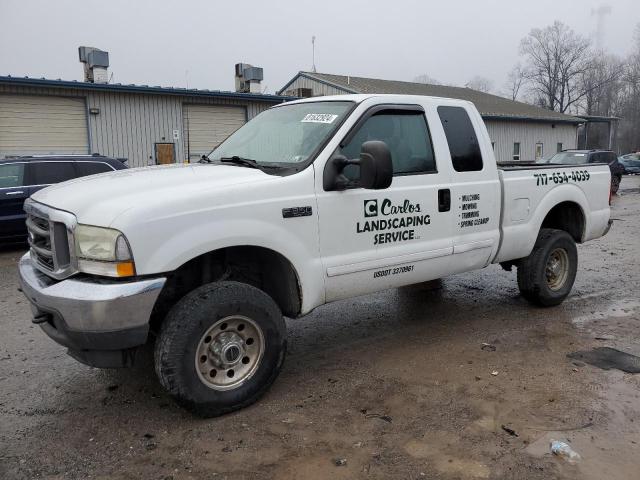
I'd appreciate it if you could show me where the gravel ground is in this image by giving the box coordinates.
[1,176,639,480]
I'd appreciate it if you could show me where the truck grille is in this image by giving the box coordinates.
[25,201,75,279]
[27,214,55,270]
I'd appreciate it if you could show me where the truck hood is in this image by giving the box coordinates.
[31,163,278,225]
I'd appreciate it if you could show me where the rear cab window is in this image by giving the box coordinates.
[0,163,25,188]
[437,106,483,172]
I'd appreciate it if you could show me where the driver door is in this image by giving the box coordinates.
[314,105,454,302]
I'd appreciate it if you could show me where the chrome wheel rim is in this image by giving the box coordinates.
[545,248,569,291]
[195,315,265,391]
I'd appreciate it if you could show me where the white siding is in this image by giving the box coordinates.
[0,94,88,157]
[0,84,278,167]
[484,120,577,163]
[281,76,349,97]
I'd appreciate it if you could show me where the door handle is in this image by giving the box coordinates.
[438,189,451,212]
[5,191,24,195]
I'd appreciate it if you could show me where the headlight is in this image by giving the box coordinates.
[75,224,135,277]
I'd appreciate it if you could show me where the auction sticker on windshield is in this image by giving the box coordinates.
[301,113,339,123]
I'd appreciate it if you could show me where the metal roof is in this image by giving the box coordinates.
[279,72,584,124]
[0,75,293,103]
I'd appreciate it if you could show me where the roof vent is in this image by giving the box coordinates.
[235,63,263,93]
[78,46,110,84]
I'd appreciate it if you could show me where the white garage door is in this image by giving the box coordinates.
[0,94,89,158]
[183,104,246,161]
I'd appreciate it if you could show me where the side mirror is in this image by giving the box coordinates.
[323,140,393,191]
[359,141,393,189]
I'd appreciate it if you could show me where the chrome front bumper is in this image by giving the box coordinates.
[18,253,166,366]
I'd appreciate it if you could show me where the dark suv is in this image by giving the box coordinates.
[0,155,127,244]
[543,150,624,194]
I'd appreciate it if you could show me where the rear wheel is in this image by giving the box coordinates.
[517,228,577,307]
[611,175,621,194]
[154,281,286,417]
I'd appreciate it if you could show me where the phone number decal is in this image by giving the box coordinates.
[534,170,590,186]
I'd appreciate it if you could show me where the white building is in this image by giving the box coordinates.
[279,72,584,163]
[0,76,289,166]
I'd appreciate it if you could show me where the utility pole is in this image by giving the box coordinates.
[312,36,317,73]
[591,4,612,49]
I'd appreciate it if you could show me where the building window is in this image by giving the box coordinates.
[557,142,563,153]
[513,142,520,161]
[437,106,483,172]
[535,143,544,160]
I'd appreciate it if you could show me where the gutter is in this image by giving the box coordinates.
[0,76,295,103]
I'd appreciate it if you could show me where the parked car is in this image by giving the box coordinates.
[0,154,127,244]
[543,150,623,194]
[619,154,640,175]
[18,95,612,417]
[537,152,556,163]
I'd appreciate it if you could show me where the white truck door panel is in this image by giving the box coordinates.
[435,105,501,271]
[315,105,454,302]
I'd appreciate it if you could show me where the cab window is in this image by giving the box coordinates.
[337,110,436,176]
[437,106,483,172]
[0,163,25,188]
[28,162,76,185]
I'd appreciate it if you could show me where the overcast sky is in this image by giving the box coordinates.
[1,0,639,96]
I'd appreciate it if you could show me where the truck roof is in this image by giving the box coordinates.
[284,93,476,108]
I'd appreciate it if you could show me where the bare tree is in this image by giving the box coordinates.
[504,64,525,101]
[413,74,441,85]
[465,75,494,93]
[616,24,640,152]
[519,21,594,113]
[579,52,624,116]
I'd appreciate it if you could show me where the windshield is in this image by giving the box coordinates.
[208,101,353,165]
[548,152,589,165]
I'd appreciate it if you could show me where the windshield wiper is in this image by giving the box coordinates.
[220,156,260,169]
[219,156,282,170]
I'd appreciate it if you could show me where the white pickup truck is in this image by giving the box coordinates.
[18,94,612,416]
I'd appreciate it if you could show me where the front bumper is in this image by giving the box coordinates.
[18,253,166,367]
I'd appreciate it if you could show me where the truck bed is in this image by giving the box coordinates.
[494,163,611,264]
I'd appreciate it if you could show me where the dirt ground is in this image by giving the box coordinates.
[1,177,639,480]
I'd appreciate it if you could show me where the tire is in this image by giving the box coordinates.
[154,281,287,417]
[517,228,578,307]
[611,175,621,194]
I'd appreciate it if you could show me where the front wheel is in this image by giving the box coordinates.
[154,281,287,417]
[517,228,578,307]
